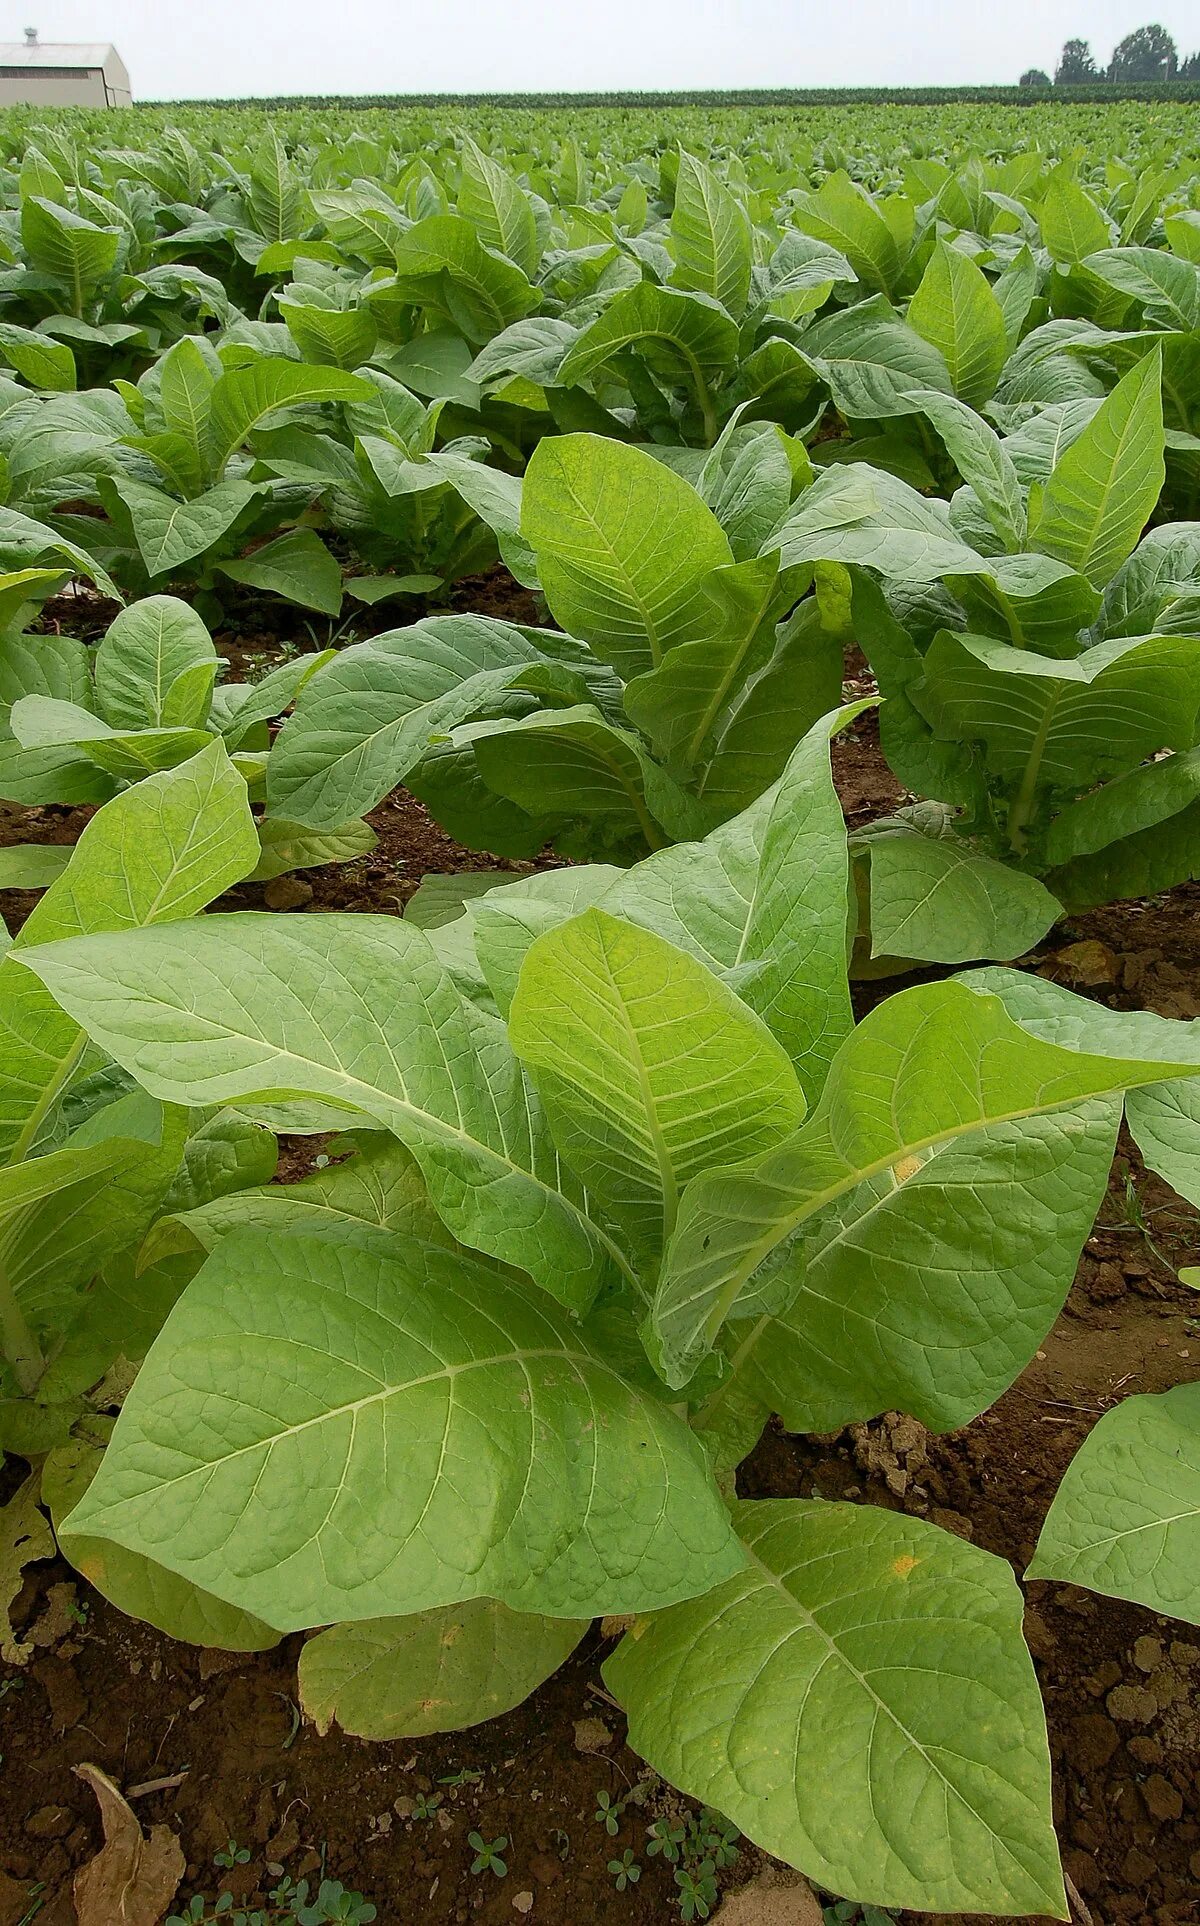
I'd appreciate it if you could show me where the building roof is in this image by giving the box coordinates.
[0,41,119,68]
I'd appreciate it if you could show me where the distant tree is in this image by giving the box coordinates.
[1177,47,1200,78]
[1108,22,1178,80]
[1055,37,1101,83]
[1019,67,1052,87]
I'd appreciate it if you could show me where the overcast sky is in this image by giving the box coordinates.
[6,2,1196,100]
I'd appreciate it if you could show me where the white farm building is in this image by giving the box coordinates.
[0,30,131,107]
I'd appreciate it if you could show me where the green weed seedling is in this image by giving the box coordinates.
[608,1848,641,1892]
[468,1831,508,1877]
[167,1874,376,1925]
[214,1842,251,1870]
[674,1860,719,1921]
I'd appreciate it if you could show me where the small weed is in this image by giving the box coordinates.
[646,1818,686,1862]
[674,1860,718,1921]
[468,1831,508,1877]
[167,1873,376,1925]
[691,1808,740,1871]
[439,1765,484,1788]
[412,1791,442,1820]
[608,1848,641,1892]
[594,1788,623,1835]
[214,1842,252,1870]
[823,1903,901,1926]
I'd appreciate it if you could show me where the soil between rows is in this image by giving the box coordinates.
[1,573,1197,1926]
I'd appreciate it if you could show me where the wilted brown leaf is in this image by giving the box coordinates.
[72,1764,185,1926]
[0,1470,53,1664]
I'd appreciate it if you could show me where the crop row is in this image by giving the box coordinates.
[0,110,1197,1918]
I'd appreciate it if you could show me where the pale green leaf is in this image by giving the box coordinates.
[606,1499,1065,1917]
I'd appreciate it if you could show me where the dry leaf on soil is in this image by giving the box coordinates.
[73,1763,185,1926]
[0,1470,53,1664]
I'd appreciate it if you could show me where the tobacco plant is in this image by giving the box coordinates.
[0,590,376,882]
[267,423,840,858]
[12,711,1200,1915]
[766,347,1200,965]
[0,745,287,1657]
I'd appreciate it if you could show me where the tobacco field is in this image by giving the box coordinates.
[0,93,1198,1926]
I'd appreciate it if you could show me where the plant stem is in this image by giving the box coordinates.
[6,1033,88,1166]
[0,1259,44,1395]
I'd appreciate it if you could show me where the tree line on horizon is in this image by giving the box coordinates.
[1019,21,1197,87]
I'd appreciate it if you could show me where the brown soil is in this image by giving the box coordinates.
[1,575,1198,1926]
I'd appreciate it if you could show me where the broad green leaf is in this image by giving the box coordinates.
[267,615,545,828]
[457,137,539,279]
[621,553,785,772]
[651,975,1200,1389]
[141,1131,456,1267]
[247,131,303,244]
[0,845,71,890]
[383,214,539,343]
[299,1601,586,1739]
[156,337,215,464]
[209,649,333,751]
[381,328,481,407]
[0,504,122,603]
[789,172,900,297]
[992,245,1039,350]
[606,1500,1065,1917]
[952,966,1200,1217]
[691,597,844,818]
[206,361,373,473]
[1082,247,1200,332]
[907,242,1008,408]
[699,427,796,561]
[510,909,805,1256]
[469,868,625,1013]
[1094,522,1200,640]
[916,629,1200,796]
[10,696,214,782]
[796,299,953,419]
[521,433,732,677]
[594,707,863,1097]
[44,1432,278,1651]
[856,814,1060,966]
[1048,787,1200,911]
[251,814,376,882]
[1028,1385,1199,1625]
[554,281,740,406]
[0,741,259,1161]
[465,706,701,852]
[951,555,1099,656]
[17,912,630,1312]
[94,596,217,731]
[107,475,260,576]
[3,1092,189,1370]
[215,527,342,616]
[909,390,1025,551]
[671,150,752,318]
[769,465,986,583]
[1037,172,1111,266]
[1030,350,1165,587]
[280,300,378,371]
[21,197,120,303]
[61,1225,742,1627]
[1044,747,1200,869]
[0,322,75,393]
